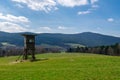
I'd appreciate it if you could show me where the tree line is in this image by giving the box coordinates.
[67,43,120,56]
[0,46,62,57]
[0,43,120,57]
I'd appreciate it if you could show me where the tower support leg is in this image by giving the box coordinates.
[23,49,28,60]
[31,50,35,60]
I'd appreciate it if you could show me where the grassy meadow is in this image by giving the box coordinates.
[0,53,120,80]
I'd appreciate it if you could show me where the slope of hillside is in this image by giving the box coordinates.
[0,31,120,47]
[0,31,23,46]
[36,32,120,47]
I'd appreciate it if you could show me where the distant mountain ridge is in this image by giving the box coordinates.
[0,31,120,48]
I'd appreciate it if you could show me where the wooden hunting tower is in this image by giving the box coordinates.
[22,34,36,60]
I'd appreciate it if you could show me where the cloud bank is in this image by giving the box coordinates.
[57,0,88,7]
[0,13,29,23]
[0,22,28,32]
[0,13,30,32]
[12,0,99,12]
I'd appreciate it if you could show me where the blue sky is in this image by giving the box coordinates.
[0,0,120,37]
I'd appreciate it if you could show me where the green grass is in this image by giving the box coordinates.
[0,53,120,80]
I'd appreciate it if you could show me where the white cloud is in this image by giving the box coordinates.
[90,0,98,4]
[58,26,67,30]
[57,0,88,7]
[43,27,52,30]
[12,0,57,12]
[91,4,99,8]
[107,18,114,22]
[39,27,52,31]
[0,13,29,23]
[12,0,99,12]
[77,0,99,15]
[0,22,28,33]
[31,26,52,33]
[78,10,90,15]
[54,7,59,10]
[15,4,24,8]
[0,13,30,33]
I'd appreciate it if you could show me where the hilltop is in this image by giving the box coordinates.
[0,31,120,48]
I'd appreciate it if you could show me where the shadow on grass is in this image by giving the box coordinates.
[13,58,49,63]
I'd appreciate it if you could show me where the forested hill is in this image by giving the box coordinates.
[0,31,120,47]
